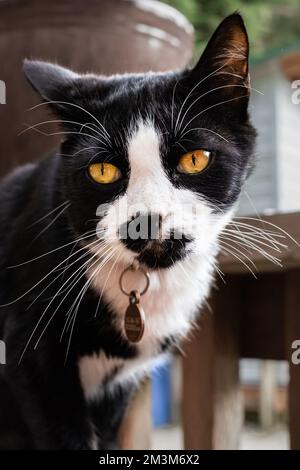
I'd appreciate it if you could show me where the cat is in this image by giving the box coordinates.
[0,13,256,449]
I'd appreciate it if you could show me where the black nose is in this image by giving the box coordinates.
[119,212,193,268]
[119,212,162,252]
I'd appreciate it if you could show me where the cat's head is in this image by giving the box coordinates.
[23,13,256,271]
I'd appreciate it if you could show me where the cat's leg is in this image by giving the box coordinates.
[3,358,96,450]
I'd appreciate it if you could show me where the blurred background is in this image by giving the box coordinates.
[1,0,300,450]
[165,0,300,60]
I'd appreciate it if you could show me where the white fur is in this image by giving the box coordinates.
[79,352,125,400]
[79,120,233,400]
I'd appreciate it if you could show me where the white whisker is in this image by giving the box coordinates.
[26,239,101,310]
[26,200,70,229]
[180,94,250,136]
[93,248,123,318]
[28,100,110,142]
[33,243,115,351]
[8,231,96,269]
[19,120,109,147]
[63,246,121,364]
[176,84,259,136]
[180,127,230,142]
[33,203,71,242]
[219,238,257,278]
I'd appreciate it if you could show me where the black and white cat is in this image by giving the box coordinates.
[0,14,256,449]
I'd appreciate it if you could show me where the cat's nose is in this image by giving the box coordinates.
[119,212,162,252]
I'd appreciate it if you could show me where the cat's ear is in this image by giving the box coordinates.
[23,60,86,127]
[23,60,79,103]
[188,13,250,103]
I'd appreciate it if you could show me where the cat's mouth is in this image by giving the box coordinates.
[126,236,193,269]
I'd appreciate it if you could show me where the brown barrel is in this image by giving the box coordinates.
[0,0,194,176]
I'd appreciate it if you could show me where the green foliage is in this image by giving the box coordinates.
[164,0,300,60]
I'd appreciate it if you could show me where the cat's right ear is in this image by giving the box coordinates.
[22,60,101,130]
[23,60,79,102]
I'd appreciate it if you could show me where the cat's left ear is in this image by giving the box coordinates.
[188,13,250,103]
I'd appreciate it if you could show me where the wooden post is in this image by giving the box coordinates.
[119,380,152,450]
[182,308,215,449]
[259,361,276,429]
[213,277,243,450]
[182,276,243,450]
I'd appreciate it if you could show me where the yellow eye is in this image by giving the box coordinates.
[88,162,122,184]
[177,149,211,174]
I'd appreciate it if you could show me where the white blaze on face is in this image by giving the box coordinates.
[125,121,174,217]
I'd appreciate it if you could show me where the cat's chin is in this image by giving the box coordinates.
[121,234,193,270]
[135,247,189,270]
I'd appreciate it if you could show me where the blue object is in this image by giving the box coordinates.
[151,359,172,427]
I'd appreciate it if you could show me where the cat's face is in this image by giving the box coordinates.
[24,14,256,271]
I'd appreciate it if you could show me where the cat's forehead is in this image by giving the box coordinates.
[127,120,161,170]
[93,72,179,115]
[81,73,178,142]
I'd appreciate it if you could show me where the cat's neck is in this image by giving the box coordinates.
[88,252,216,350]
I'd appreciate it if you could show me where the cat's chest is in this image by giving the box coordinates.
[78,297,181,402]
[78,346,165,401]
[78,280,175,401]
[79,256,213,401]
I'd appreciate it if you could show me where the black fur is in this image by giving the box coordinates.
[0,14,256,449]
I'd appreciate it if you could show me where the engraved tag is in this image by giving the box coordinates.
[124,296,145,343]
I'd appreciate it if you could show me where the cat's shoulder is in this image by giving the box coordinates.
[0,162,37,190]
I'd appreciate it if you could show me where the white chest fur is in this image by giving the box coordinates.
[79,254,215,401]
